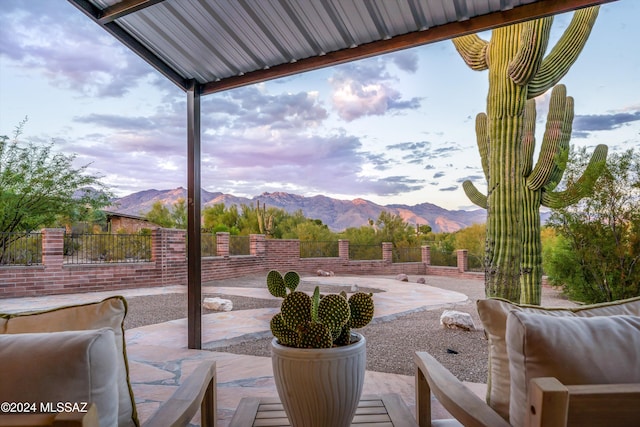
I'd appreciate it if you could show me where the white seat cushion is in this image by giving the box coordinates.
[506,312,640,427]
[1,296,137,427]
[0,328,119,427]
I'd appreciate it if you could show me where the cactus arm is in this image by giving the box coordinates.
[527,7,599,98]
[541,144,608,208]
[507,17,553,85]
[545,96,574,191]
[452,35,489,71]
[463,180,487,209]
[284,271,300,291]
[462,112,489,210]
[527,85,568,191]
[311,286,320,322]
[267,270,287,297]
[520,99,537,177]
[476,113,490,181]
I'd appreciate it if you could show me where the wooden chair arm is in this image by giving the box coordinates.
[414,352,510,427]
[528,377,640,427]
[142,359,216,427]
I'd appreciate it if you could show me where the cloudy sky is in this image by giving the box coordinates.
[1,0,638,210]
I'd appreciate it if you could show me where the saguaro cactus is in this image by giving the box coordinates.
[256,200,274,237]
[453,7,607,304]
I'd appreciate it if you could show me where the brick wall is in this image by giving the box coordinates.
[0,228,161,298]
[0,229,475,298]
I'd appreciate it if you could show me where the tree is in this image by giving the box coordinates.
[144,201,174,228]
[454,223,486,270]
[0,120,110,261]
[171,198,187,229]
[545,148,640,303]
[202,203,240,233]
[454,7,606,304]
[375,211,417,245]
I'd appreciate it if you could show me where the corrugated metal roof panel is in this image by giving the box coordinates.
[79,0,609,90]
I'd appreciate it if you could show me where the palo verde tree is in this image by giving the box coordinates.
[144,201,175,228]
[453,7,607,304]
[545,148,640,304]
[0,120,110,260]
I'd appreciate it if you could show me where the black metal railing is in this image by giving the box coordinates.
[229,235,250,255]
[64,233,152,264]
[300,241,339,258]
[393,246,422,263]
[0,232,42,265]
[201,233,217,257]
[467,254,484,272]
[349,244,382,261]
[429,248,457,267]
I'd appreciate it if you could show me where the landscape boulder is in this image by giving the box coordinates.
[440,310,475,331]
[316,269,334,277]
[203,297,233,312]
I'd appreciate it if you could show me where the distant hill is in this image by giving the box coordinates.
[108,188,491,233]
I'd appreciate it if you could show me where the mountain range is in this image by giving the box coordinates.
[108,187,490,233]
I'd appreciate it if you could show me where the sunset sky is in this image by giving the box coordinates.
[1,0,638,210]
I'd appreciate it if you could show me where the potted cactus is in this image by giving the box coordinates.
[267,270,374,427]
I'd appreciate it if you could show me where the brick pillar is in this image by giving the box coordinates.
[41,228,64,270]
[422,245,431,265]
[382,242,393,263]
[151,228,162,263]
[457,249,468,273]
[338,239,349,261]
[157,228,187,286]
[250,234,266,256]
[216,232,230,257]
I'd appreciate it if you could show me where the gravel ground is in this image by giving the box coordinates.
[124,274,574,384]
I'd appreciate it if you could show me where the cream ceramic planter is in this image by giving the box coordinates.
[271,332,366,427]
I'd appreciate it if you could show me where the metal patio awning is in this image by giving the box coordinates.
[67,0,616,349]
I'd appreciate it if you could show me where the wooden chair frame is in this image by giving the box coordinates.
[414,352,640,427]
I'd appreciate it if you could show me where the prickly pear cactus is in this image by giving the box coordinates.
[348,292,375,329]
[298,322,333,348]
[267,270,287,297]
[281,291,312,331]
[267,270,299,298]
[267,271,374,348]
[284,271,300,290]
[271,313,299,347]
[317,294,350,335]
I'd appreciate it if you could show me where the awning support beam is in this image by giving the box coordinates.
[187,79,202,350]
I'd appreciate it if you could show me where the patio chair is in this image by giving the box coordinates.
[414,297,640,427]
[0,296,216,427]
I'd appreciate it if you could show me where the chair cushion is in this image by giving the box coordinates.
[506,312,640,427]
[477,296,640,420]
[0,328,119,427]
[0,296,138,427]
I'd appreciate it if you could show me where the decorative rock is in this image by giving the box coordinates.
[203,297,233,312]
[396,274,409,282]
[440,310,475,331]
[416,277,426,284]
[316,269,334,277]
